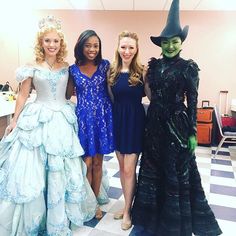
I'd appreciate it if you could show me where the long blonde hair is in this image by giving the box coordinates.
[34,28,67,63]
[108,31,143,86]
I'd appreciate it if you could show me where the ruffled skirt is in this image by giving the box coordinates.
[0,102,97,236]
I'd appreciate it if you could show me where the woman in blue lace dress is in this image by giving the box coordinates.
[67,30,114,219]
[0,16,97,236]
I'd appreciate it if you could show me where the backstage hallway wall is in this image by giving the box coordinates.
[0,10,236,113]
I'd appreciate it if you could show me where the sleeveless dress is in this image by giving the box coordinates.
[69,59,113,204]
[111,72,145,154]
[0,65,97,236]
[132,56,222,236]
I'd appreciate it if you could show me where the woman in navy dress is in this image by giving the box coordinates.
[108,31,146,230]
[67,30,114,219]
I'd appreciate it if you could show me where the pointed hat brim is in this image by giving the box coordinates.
[150,25,189,47]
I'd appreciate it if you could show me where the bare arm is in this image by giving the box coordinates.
[106,69,114,103]
[66,76,75,100]
[107,84,114,103]
[6,78,32,135]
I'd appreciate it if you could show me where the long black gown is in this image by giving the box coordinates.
[131,55,222,236]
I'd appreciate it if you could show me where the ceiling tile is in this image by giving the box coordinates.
[69,0,103,10]
[4,0,73,9]
[134,0,167,10]
[164,0,201,10]
[3,0,236,11]
[102,0,133,10]
[33,0,73,9]
[197,0,236,10]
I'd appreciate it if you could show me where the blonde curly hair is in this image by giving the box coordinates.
[34,27,67,63]
[108,31,143,86]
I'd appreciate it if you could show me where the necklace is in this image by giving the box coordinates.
[121,69,129,73]
[45,59,56,70]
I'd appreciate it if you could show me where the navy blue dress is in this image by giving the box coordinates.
[111,72,145,154]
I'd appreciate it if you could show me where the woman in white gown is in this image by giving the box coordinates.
[0,16,97,236]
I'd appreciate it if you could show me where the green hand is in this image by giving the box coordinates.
[188,135,197,153]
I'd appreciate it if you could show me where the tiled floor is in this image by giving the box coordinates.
[73,146,236,236]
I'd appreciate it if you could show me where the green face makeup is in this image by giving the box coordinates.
[161,36,182,58]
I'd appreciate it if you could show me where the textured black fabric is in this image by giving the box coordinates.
[131,56,222,236]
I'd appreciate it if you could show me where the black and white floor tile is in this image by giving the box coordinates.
[73,146,236,236]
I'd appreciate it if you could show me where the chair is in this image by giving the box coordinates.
[213,105,236,157]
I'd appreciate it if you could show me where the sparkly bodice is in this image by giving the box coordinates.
[16,66,69,110]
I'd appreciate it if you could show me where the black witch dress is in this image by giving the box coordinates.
[131,55,222,236]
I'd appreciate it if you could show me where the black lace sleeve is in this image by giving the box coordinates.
[183,59,200,136]
[147,57,158,87]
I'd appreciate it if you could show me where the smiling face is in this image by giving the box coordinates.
[118,37,137,66]
[161,36,182,58]
[42,30,61,58]
[83,35,100,62]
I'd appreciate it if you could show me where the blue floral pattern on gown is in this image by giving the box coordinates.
[69,59,114,157]
[0,65,97,236]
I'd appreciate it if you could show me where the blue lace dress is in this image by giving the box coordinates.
[69,59,114,157]
[0,65,97,236]
[69,60,114,205]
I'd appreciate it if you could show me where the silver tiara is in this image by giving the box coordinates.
[38,15,61,30]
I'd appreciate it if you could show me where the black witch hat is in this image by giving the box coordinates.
[150,0,189,47]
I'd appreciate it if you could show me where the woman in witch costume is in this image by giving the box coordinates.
[131,0,222,235]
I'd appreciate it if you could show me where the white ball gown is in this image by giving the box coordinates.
[0,65,98,236]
